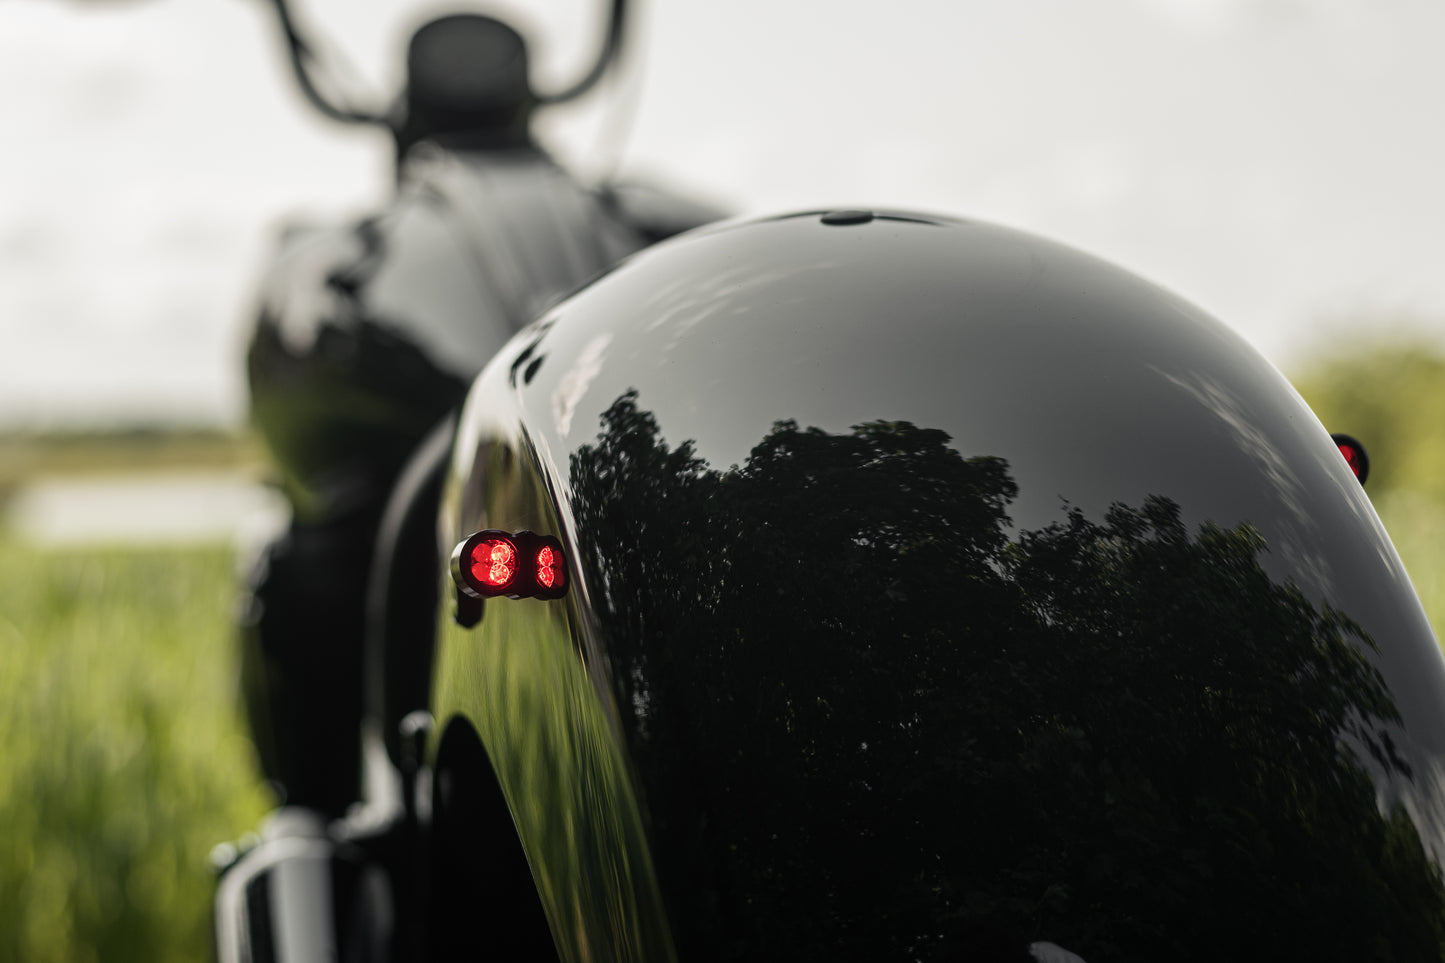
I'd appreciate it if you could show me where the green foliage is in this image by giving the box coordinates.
[0,539,271,963]
[1292,342,1445,503]
[1291,341,1445,634]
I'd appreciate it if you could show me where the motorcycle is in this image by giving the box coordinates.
[214,1,1445,961]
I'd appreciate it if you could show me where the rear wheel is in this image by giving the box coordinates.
[427,717,558,960]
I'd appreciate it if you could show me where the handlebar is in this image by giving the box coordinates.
[267,0,388,127]
[535,0,628,106]
[260,0,631,130]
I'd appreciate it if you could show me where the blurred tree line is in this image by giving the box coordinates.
[1293,341,1445,504]
[1292,338,1445,632]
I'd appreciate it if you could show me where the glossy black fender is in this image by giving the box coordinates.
[431,210,1445,961]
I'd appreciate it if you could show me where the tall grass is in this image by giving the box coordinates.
[0,539,271,963]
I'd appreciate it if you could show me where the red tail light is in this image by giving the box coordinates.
[470,536,519,592]
[1330,433,1369,486]
[535,545,563,591]
[451,530,569,600]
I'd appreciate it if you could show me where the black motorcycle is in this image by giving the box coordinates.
[215,2,1445,961]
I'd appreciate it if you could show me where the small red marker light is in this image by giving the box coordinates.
[536,545,562,590]
[529,536,568,600]
[1330,433,1369,486]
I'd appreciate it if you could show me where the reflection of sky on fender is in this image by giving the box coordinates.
[3,0,1445,425]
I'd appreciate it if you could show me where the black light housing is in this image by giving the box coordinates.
[1331,433,1370,486]
[451,529,568,600]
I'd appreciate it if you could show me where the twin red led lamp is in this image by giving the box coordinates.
[451,529,568,601]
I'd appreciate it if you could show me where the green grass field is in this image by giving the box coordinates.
[0,538,272,963]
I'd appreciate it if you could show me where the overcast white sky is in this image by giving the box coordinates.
[2,0,1444,426]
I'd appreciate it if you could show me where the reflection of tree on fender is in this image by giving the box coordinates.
[569,390,1445,962]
